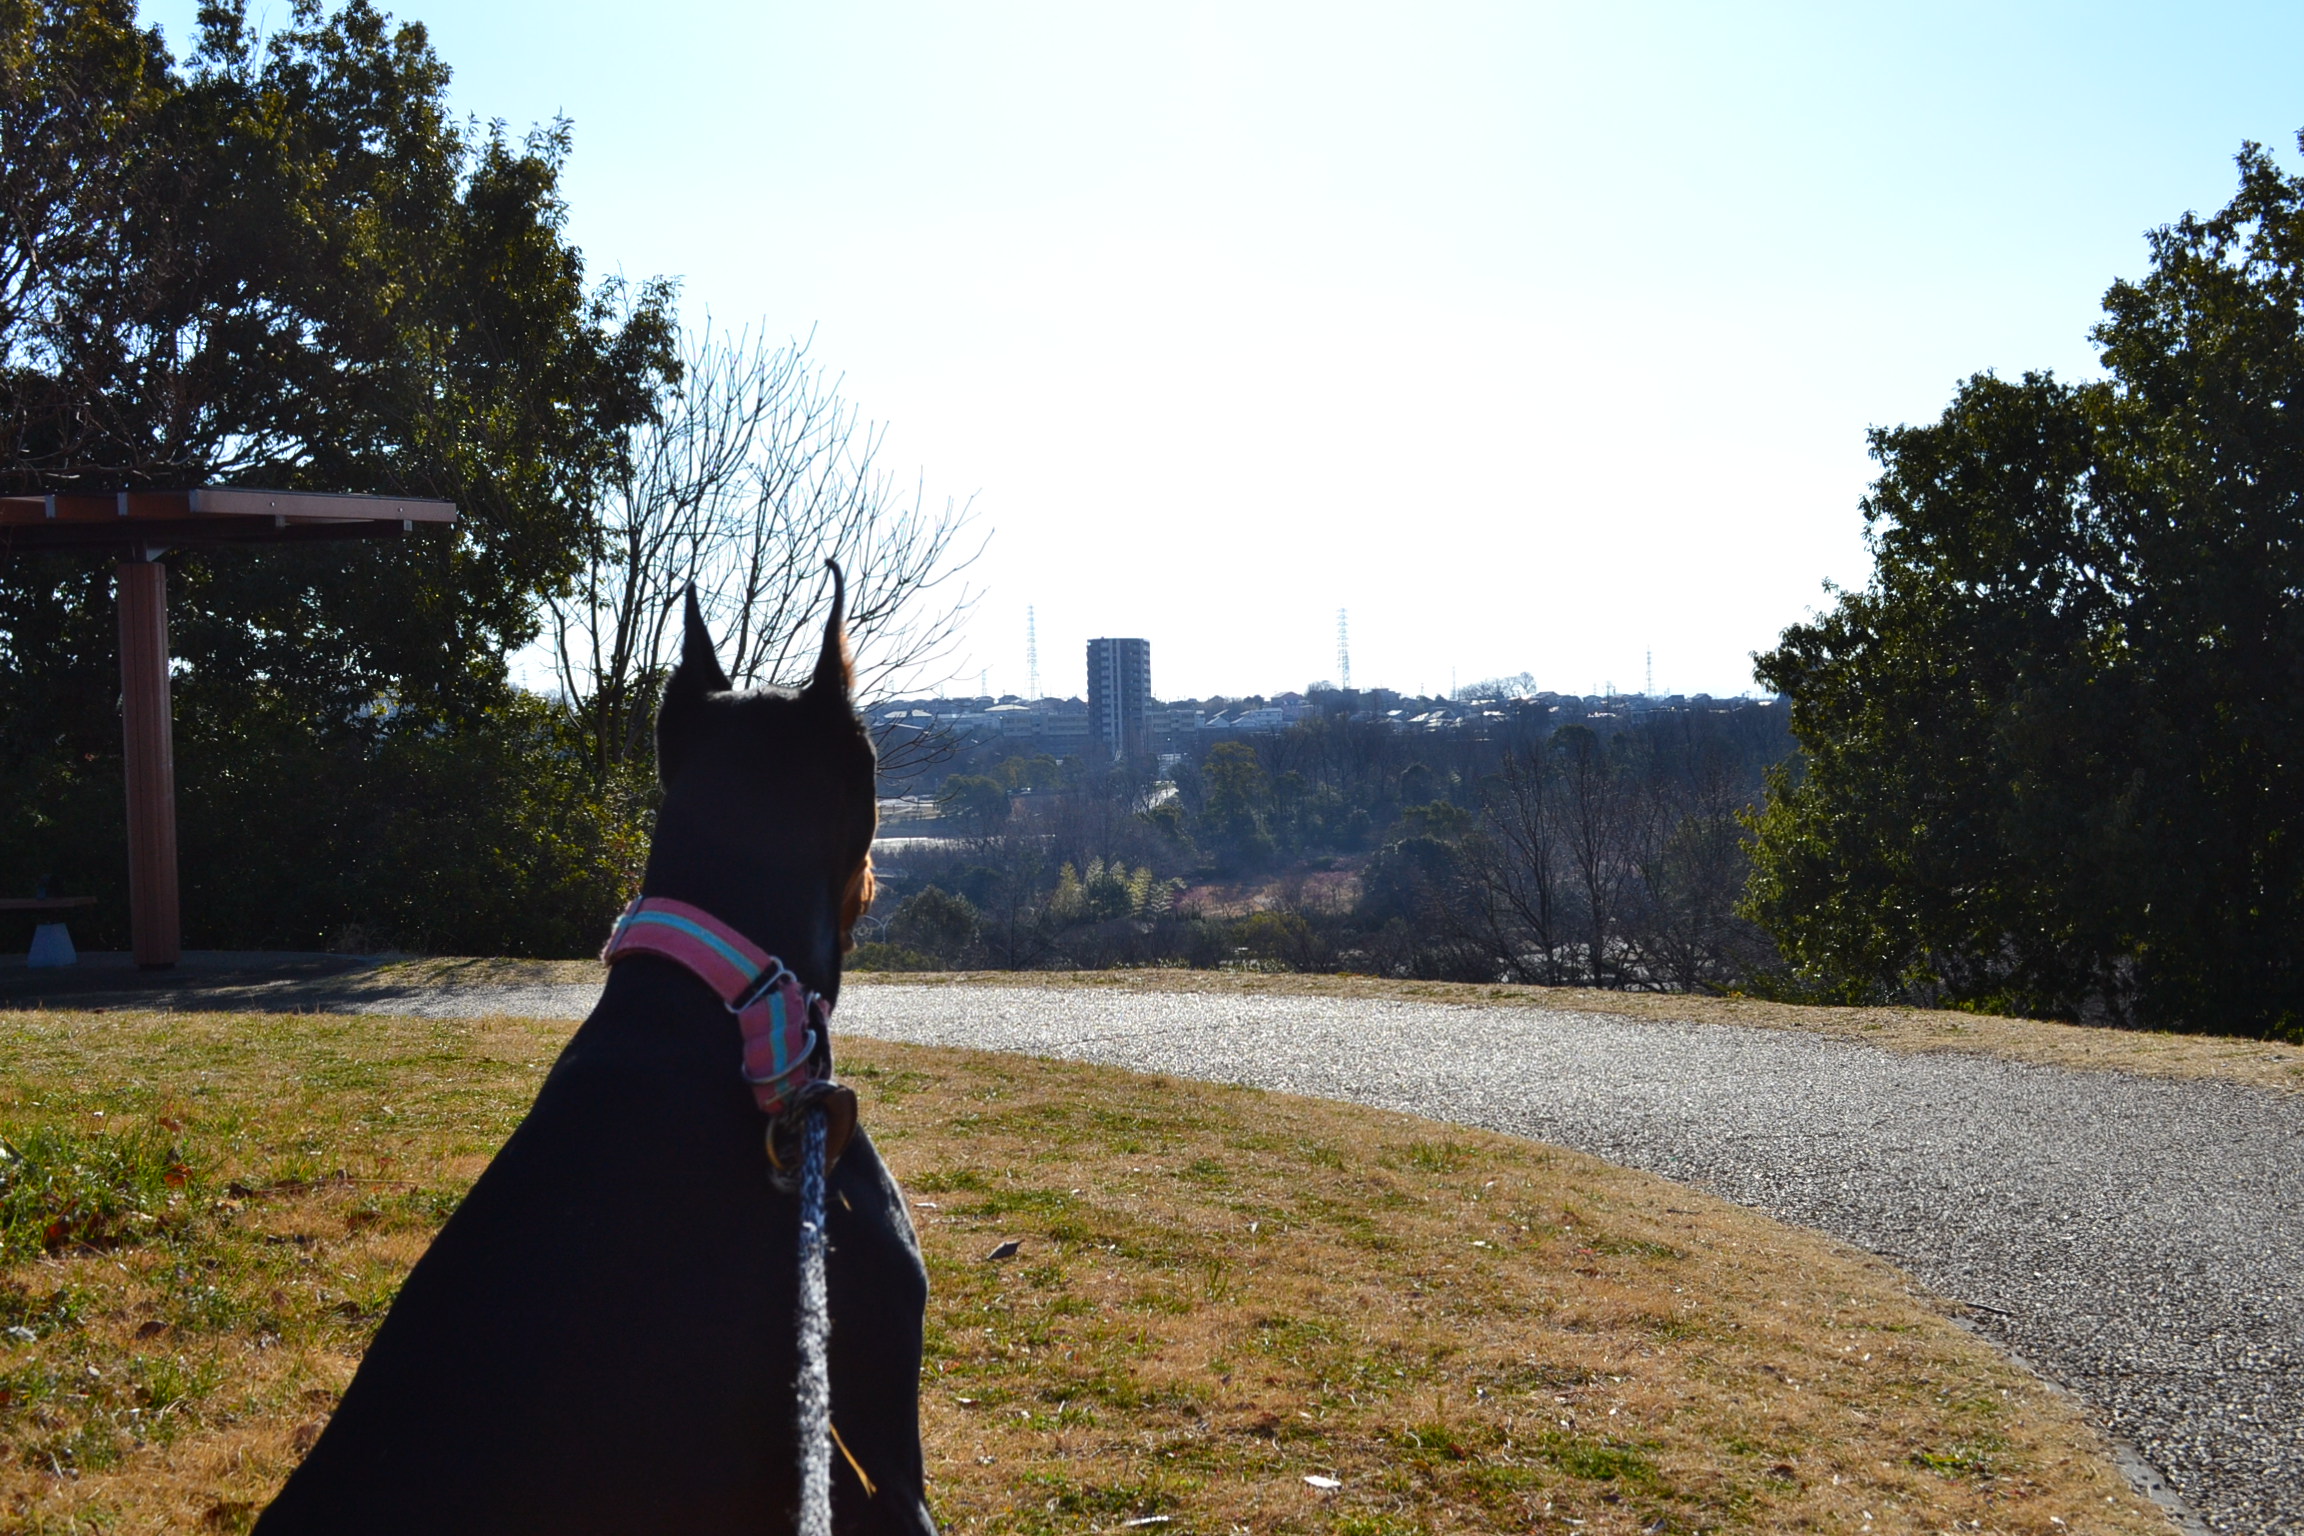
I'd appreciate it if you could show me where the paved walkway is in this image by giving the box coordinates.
[10,969,2296,1530]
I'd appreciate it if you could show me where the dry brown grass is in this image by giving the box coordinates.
[873,1045,2169,1536]
[364,955,605,989]
[0,1007,2172,1535]
[851,969,2304,1099]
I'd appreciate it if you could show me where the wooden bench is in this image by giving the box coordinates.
[3,897,97,967]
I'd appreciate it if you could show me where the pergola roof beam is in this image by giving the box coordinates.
[0,488,456,554]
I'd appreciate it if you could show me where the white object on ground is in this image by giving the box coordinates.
[26,923,75,967]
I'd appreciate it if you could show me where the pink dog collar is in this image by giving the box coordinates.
[601,896,828,1116]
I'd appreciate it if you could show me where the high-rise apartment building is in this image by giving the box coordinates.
[1086,637,1152,760]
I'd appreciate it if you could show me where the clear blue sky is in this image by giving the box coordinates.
[147,2,2304,699]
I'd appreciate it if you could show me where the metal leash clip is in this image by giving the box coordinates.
[766,1078,858,1194]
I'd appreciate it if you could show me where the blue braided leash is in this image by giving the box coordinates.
[795,1107,832,1536]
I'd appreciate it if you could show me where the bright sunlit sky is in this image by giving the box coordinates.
[147,2,2304,699]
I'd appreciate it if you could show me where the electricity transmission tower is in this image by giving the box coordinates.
[1336,608,1351,691]
[1026,606,1039,701]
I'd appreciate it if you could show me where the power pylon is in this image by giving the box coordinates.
[1336,608,1351,691]
[1026,606,1039,701]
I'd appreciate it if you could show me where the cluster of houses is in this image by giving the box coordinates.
[864,687,1770,759]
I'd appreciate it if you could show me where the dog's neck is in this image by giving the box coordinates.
[633,826,844,1005]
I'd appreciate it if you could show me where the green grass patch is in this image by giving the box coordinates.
[0,1125,201,1259]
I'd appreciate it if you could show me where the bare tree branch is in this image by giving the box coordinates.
[542,321,984,776]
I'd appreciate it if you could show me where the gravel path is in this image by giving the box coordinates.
[831,986,2299,1535]
[340,978,2296,1532]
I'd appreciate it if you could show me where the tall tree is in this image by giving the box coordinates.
[1750,138,2304,1039]
[2,0,676,717]
[0,0,675,951]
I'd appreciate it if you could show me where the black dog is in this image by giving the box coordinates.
[257,574,935,1535]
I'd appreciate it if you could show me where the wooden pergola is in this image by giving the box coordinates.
[0,489,459,967]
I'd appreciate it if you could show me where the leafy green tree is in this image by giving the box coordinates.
[1197,740,1274,872]
[1748,373,2113,1012]
[1233,908,1318,970]
[0,0,676,951]
[1137,796,1195,859]
[1750,138,2304,1038]
[936,774,1011,837]
[3,0,675,698]
[887,885,979,964]
[1358,829,1462,930]
[995,754,1062,791]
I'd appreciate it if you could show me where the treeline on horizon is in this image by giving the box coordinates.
[5,3,2304,1040]
[859,698,1792,994]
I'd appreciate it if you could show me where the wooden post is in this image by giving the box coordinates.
[116,557,180,968]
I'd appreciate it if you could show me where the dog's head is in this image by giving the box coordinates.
[650,566,878,963]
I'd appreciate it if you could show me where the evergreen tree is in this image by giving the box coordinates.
[1751,139,2304,1038]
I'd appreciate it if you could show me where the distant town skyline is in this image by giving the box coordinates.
[902,680,1758,706]
[921,617,1759,707]
[943,621,1756,707]
[864,676,1770,772]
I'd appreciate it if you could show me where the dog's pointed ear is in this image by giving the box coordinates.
[804,560,853,706]
[674,586,731,696]
[657,586,729,782]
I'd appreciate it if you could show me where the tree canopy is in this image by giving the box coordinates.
[1749,138,2304,1039]
[0,0,676,952]
[2,0,676,711]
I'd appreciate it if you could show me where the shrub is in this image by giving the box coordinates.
[888,886,981,965]
[848,942,941,972]
[0,691,648,958]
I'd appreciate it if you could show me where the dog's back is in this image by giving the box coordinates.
[257,968,932,1533]
[256,577,934,1535]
